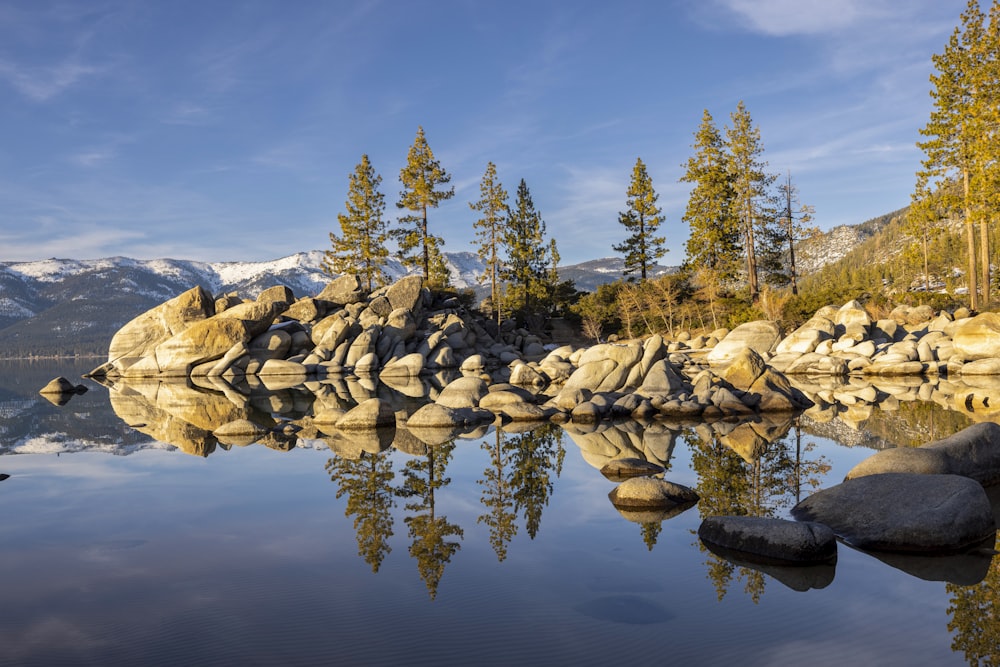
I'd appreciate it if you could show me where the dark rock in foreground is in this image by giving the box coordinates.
[698,515,837,565]
[792,473,996,553]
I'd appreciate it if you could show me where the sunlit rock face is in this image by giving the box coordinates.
[953,313,1000,361]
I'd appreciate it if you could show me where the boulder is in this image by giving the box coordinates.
[845,422,1000,486]
[386,275,424,312]
[38,376,86,395]
[380,352,425,378]
[791,473,995,553]
[406,403,493,429]
[706,321,781,364]
[698,516,837,565]
[335,398,396,430]
[103,285,215,374]
[435,376,488,409]
[953,313,1000,361]
[608,477,699,509]
[721,347,767,391]
[316,274,365,305]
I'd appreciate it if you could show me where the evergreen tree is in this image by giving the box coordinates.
[917,0,991,309]
[323,154,389,291]
[503,179,549,317]
[680,109,742,284]
[395,126,455,284]
[612,157,666,281]
[726,101,776,302]
[470,161,509,324]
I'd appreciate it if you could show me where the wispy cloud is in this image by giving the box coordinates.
[709,0,876,36]
[0,57,101,102]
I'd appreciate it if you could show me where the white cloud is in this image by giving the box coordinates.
[0,57,101,102]
[713,0,872,36]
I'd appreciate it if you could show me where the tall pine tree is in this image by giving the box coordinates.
[726,101,776,302]
[918,0,990,308]
[503,179,549,318]
[470,162,509,324]
[323,154,389,291]
[680,109,741,283]
[395,126,454,286]
[613,157,666,281]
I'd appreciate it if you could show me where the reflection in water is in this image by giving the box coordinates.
[478,429,518,562]
[689,417,832,602]
[948,535,1000,665]
[326,451,396,573]
[508,423,565,541]
[397,442,463,599]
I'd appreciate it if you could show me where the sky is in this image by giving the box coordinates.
[0,0,969,265]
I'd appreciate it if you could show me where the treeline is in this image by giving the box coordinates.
[328,1,998,341]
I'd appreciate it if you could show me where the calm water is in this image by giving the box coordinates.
[0,360,997,666]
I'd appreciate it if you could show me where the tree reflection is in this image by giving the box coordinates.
[509,423,566,540]
[397,442,463,599]
[325,451,396,573]
[947,535,1000,665]
[478,429,518,562]
[689,418,831,602]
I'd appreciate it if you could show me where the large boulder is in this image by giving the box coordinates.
[791,473,995,553]
[845,422,1000,486]
[316,274,366,305]
[698,516,837,565]
[706,321,781,364]
[435,376,488,409]
[386,275,425,312]
[104,285,215,374]
[953,313,1000,361]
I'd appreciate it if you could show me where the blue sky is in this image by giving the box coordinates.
[0,0,966,265]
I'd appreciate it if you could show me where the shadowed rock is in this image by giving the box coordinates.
[698,515,837,565]
[792,473,996,553]
[701,540,836,592]
[600,457,665,482]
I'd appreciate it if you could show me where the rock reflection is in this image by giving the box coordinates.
[689,416,832,602]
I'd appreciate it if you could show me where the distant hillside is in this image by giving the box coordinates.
[0,251,676,358]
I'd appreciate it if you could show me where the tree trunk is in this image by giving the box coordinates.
[422,204,429,282]
[965,169,978,310]
[980,216,990,307]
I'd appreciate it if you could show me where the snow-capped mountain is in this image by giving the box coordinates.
[0,250,666,358]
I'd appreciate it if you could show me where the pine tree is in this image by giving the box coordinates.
[680,110,742,284]
[775,171,815,295]
[918,0,990,309]
[470,162,509,325]
[322,154,389,291]
[503,179,549,317]
[613,157,666,281]
[395,126,455,283]
[726,101,776,302]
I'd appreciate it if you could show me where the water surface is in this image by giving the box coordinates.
[0,360,996,666]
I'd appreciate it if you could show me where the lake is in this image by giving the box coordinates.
[0,359,997,666]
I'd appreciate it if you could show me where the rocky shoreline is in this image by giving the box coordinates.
[59,274,1000,587]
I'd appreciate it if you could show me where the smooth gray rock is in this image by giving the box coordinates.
[846,422,1000,486]
[335,398,396,430]
[698,516,837,564]
[435,376,488,409]
[791,473,995,553]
